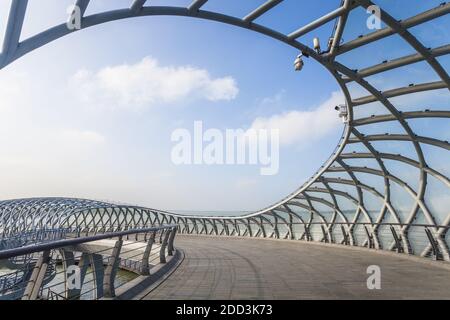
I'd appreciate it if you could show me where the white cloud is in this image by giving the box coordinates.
[248,91,344,146]
[60,129,105,145]
[69,56,239,109]
[259,90,286,107]
[236,177,258,189]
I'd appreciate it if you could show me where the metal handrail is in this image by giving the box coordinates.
[0,225,177,261]
[0,225,178,300]
[175,222,450,228]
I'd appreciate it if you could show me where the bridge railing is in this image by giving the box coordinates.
[0,224,178,300]
[174,219,450,262]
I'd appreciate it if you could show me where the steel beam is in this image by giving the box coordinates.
[329,0,352,57]
[337,2,450,55]
[343,44,450,82]
[348,134,450,151]
[0,0,28,68]
[288,6,347,40]
[357,0,450,88]
[352,81,447,106]
[353,110,450,126]
[75,0,90,17]
[243,0,283,23]
[188,0,208,12]
[130,0,147,13]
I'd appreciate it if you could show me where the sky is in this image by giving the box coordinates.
[0,0,448,212]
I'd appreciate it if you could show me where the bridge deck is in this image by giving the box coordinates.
[143,236,450,300]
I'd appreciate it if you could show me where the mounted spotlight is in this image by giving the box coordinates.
[335,104,349,123]
[294,53,304,71]
[313,37,321,54]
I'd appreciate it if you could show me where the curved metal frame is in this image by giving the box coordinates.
[1,0,449,260]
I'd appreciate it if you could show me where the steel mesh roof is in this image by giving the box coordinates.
[0,0,449,259]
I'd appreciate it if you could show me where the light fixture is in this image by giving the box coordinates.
[294,53,304,71]
[313,37,321,53]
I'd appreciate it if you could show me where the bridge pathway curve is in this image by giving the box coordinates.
[143,235,450,300]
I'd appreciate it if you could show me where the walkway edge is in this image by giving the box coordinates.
[178,234,450,271]
[112,249,185,300]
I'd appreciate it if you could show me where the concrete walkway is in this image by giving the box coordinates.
[143,235,450,300]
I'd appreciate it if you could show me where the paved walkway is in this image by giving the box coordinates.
[143,236,450,300]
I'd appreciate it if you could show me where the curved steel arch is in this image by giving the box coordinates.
[1,0,450,261]
[0,197,188,237]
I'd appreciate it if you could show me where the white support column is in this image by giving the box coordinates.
[75,252,91,299]
[90,253,105,299]
[159,231,170,263]
[167,228,177,256]
[103,237,123,298]
[59,249,77,300]
[22,250,51,300]
[140,231,156,275]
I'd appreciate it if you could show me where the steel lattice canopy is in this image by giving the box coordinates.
[0,0,449,261]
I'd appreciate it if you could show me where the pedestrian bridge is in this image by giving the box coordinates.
[0,0,449,299]
[1,198,450,300]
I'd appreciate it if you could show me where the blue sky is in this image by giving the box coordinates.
[0,0,448,212]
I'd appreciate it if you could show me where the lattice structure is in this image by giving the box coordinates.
[0,198,180,238]
[0,1,449,260]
